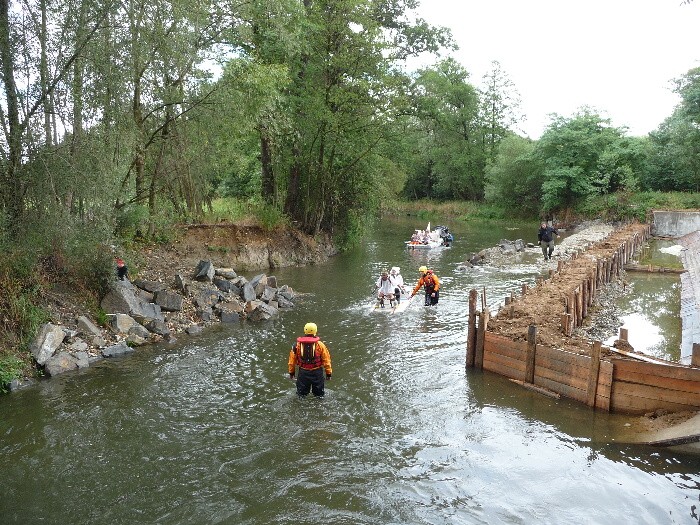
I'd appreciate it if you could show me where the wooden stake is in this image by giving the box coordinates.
[525,325,537,384]
[586,341,602,407]
[466,289,477,369]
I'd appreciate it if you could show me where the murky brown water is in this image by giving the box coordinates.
[1,218,698,524]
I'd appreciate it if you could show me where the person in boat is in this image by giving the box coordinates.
[389,267,406,303]
[410,266,440,306]
[375,270,396,307]
[537,221,559,261]
[288,322,332,397]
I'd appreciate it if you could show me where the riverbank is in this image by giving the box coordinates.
[6,222,336,389]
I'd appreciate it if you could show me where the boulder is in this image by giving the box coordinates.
[29,323,65,366]
[174,274,188,294]
[76,316,102,338]
[212,277,233,293]
[101,341,134,358]
[242,282,257,302]
[266,275,278,288]
[108,313,137,334]
[186,325,203,335]
[154,290,183,312]
[247,302,278,322]
[261,286,277,303]
[215,268,237,279]
[101,280,165,322]
[194,260,215,282]
[276,295,295,309]
[133,279,166,293]
[44,351,80,376]
[196,306,213,322]
[219,310,240,324]
[249,274,266,289]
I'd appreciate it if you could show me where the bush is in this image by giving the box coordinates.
[0,354,27,392]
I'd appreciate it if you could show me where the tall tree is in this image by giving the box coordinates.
[479,60,523,160]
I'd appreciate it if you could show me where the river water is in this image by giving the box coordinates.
[1,217,699,525]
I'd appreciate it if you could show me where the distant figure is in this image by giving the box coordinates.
[375,271,396,307]
[410,265,440,306]
[115,257,129,281]
[288,322,332,397]
[537,222,559,261]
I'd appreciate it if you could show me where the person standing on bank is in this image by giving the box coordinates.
[537,221,558,261]
[288,322,332,397]
[410,266,440,306]
[115,257,129,281]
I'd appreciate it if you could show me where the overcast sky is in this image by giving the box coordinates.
[411,0,700,138]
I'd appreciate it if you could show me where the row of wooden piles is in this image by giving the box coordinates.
[465,222,700,414]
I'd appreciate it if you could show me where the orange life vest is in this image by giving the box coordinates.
[296,336,322,369]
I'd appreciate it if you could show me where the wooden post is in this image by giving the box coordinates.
[620,327,628,342]
[466,289,477,369]
[560,313,569,334]
[525,325,537,384]
[586,341,602,407]
[475,308,490,369]
[692,343,700,367]
[522,283,528,295]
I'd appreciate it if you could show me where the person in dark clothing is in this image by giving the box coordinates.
[537,222,558,261]
[115,257,129,281]
[288,322,332,397]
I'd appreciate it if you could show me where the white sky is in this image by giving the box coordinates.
[412,0,700,138]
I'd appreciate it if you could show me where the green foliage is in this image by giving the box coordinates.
[205,198,288,231]
[405,58,487,201]
[484,134,543,216]
[0,354,26,392]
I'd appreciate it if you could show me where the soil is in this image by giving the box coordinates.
[485,221,648,356]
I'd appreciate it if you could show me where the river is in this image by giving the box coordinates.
[1,216,699,525]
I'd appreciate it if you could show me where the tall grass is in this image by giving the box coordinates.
[205,198,289,230]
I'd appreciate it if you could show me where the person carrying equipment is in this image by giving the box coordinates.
[410,266,440,306]
[375,270,396,307]
[288,322,332,397]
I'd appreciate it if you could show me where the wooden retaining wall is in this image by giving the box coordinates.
[483,332,614,410]
[467,223,700,415]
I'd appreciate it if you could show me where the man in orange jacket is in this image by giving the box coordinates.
[410,266,440,306]
[288,322,332,397]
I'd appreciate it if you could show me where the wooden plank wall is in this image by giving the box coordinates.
[471,224,700,414]
[610,359,700,414]
[482,332,700,414]
[483,332,612,410]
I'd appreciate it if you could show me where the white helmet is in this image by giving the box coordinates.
[390,266,400,275]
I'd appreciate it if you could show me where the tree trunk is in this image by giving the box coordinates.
[0,0,24,231]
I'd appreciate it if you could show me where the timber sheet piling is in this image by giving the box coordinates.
[465,222,700,414]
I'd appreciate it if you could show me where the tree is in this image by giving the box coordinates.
[479,60,524,160]
[407,58,485,200]
[484,134,543,216]
[535,108,628,212]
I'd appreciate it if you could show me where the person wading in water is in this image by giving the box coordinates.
[410,266,440,306]
[288,322,332,397]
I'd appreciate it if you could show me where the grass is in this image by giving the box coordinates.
[204,198,289,230]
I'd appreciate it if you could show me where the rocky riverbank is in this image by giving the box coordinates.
[8,223,336,390]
